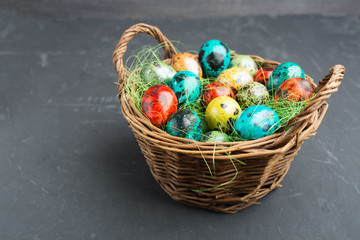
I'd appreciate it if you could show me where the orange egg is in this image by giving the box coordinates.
[170,52,203,78]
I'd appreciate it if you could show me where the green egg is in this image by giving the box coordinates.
[236,82,269,109]
[202,131,230,142]
[229,55,259,76]
[140,61,177,84]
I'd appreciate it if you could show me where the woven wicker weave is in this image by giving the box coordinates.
[113,23,345,213]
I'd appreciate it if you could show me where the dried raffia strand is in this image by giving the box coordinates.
[113,23,345,214]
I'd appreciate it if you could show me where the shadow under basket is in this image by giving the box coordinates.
[112,23,345,214]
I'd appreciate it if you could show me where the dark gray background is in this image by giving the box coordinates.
[0,2,360,240]
[1,0,360,19]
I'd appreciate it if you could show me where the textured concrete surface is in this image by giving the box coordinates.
[0,13,359,240]
[1,0,359,19]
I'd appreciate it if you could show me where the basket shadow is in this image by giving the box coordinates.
[96,130,181,208]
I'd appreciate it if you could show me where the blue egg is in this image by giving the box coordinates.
[198,40,231,78]
[166,109,203,141]
[169,71,202,105]
[267,62,305,93]
[234,105,280,140]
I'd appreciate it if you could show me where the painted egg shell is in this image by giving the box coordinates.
[198,39,231,78]
[168,71,202,105]
[202,131,230,142]
[217,67,254,93]
[165,109,203,141]
[234,105,280,140]
[254,67,275,86]
[236,82,269,109]
[170,52,203,78]
[140,61,177,84]
[141,85,178,127]
[205,96,242,132]
[274,77,315,101]
[267,62,305,93]
[229,55,259,76]
[202,82,234,107]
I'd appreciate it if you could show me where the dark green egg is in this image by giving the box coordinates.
[202,131,230,142]
[140,61,177,84]
[236,82,269,109]
[165,109,203,141]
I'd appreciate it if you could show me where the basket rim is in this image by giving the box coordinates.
[113,23,344,155]
[119,55,317,146]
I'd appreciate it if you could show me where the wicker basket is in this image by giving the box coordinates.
[113,23,345,214]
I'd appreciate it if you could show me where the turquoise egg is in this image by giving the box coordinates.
[198,40,231,78]
[234,105,280,140]
[140,61,177,84]
[267,62,305,93]
[202,131,230,142]
[169,71,202,105]
[165,109,203,141]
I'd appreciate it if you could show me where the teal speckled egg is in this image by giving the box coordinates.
[165,109,203,141]
[229,55,259,76]
[234,105,280,140]
[140,61,177,84]
[202,131,230,142]
[267,62,305,94]
[198,40,231,78]
[168,71,202,105]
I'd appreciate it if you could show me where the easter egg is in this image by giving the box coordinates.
[267,62,305,93]
[165,109,203,141]
[229,55,259,76]
[254,67,275,86]
[202,131,230,142]
[217,67,254,93]
[140,61,176,84]
[198,40,231,78]
[205,96,242,132]
[168,71,202,105]
[274,77,315,101]
[236,82,269,108]
[141,85,178,127]
[202,82,234,107]
[170,52,203,78]
[234,105,280,140]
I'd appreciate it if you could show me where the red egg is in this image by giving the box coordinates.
[254,67,275,86]
[202,82,235,106]
[141,85,178,127]
[274,78,315,101]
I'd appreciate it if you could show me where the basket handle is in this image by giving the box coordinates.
[285,64,345,130]
[113,23,178,93]
[303,64,345,112]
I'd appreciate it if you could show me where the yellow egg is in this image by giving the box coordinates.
[205,96,242,132]
[216,67,254,93]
